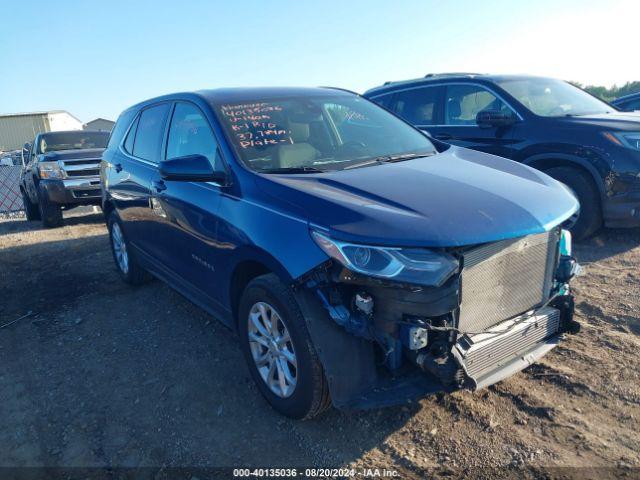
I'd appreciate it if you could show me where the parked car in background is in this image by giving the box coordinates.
[612,92,640,112]
[365,74,640,239]
[102,87,580,418]
[20,130,109,227]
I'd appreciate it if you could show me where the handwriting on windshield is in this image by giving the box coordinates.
[220,103,293,149]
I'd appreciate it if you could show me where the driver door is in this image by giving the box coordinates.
[426,84,519,159]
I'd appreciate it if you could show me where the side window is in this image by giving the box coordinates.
[391,86,442,125]
[373,93,394,110]
[166,102,222,171]
[444,85,513,126]
[132,103,171,162]
[123,115,139,154]
[624,99,640,111]
[108,109,137,149]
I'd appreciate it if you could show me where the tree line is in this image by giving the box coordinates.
[571,81,640,102]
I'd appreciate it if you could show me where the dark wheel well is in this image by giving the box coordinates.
[527,158,601,194]
[102,200,114,222]
[230,261,271,327]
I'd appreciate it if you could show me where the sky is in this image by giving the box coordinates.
[0,0,636,122]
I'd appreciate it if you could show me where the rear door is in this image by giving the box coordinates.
[426,83,520,158]
[109,102,172,259]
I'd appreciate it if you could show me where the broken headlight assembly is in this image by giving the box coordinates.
[311,231,459,287]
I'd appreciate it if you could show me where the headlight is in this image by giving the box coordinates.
[311,231,459,287]
[559,229,572,256]
[38,162,63,179]
[604,131,640,151]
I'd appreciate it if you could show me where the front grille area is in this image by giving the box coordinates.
[60,158,101,178]
[455,306,561,379]
[458,229,559,333]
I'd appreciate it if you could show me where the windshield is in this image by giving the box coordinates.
[38,131,109,154]
[214,95,437,173]
[497,78,612,117]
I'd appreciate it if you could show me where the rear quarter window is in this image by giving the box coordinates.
[108,109,137,149]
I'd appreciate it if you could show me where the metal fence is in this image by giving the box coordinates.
[0,165,24,214]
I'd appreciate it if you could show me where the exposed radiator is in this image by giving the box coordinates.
[458,229,559,333]
[454,306,561,381]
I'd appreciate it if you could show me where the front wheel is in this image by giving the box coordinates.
[545,167,602,240]
[238,274,331,419]
[37,194,63,228]
[21,189,40,221]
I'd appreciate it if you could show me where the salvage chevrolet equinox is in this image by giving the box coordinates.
[101,87,581,419]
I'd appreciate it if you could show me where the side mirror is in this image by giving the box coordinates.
[159,154,226,183]
[21,142,31,166]
[476,110,516,129]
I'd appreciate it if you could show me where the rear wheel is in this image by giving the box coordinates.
[21,189,40,221]
[238,274,331,419]
[545,167,602,240]
[108,212,151,285]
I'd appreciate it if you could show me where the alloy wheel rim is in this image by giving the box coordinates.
[111,223,129,274]
[247,301,297,398]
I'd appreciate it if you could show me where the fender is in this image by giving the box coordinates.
[522,153,607,199]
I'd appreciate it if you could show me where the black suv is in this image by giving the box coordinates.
[365,74,640,238]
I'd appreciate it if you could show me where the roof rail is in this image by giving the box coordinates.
[424,72,482,79]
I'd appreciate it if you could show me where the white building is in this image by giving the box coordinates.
[0,111,83,151]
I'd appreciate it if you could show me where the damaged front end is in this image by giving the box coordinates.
[295,228,580,410]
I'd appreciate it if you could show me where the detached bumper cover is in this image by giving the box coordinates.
[453,306,561,389]
[603,191,640,228]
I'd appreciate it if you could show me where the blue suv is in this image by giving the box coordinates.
[102,87,579,418]
[365,74,640,239]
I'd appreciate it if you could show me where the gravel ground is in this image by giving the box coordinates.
[1,209,639,479]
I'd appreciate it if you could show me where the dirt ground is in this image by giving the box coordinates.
[1,209,639,479]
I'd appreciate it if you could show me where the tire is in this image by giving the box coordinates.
[238,273,331,419]
[545,167,602,240]
[37,191,63,228]
[21,189,41,221]
[107,211,152,285]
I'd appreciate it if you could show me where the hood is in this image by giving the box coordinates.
[255,146,579,248]
[556,111,640,131]
[39,148,104,161]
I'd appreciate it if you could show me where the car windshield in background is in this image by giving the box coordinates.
[497,78,612,117]
[214,95,437,173]
[38,132,109,153]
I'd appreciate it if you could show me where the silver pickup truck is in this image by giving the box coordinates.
[20,130,109,227]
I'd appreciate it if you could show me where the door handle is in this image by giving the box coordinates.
[152,179,167,193]
[114,163,123,173]
[433,133,452,140]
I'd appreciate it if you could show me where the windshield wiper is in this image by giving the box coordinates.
[344,152,435,170]
[260,166,325,174]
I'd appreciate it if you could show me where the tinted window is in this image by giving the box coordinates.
[622,99,640,111]
[166,103,221,170]
[214,95,436,173]
[445,85,513,125]
[392,87,441,125]
[108,109,137,149]
[373,93,394,110]
[132,103,170,162]
[123,116,138,154]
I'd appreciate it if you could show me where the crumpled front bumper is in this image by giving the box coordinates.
[452,305,562,390]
